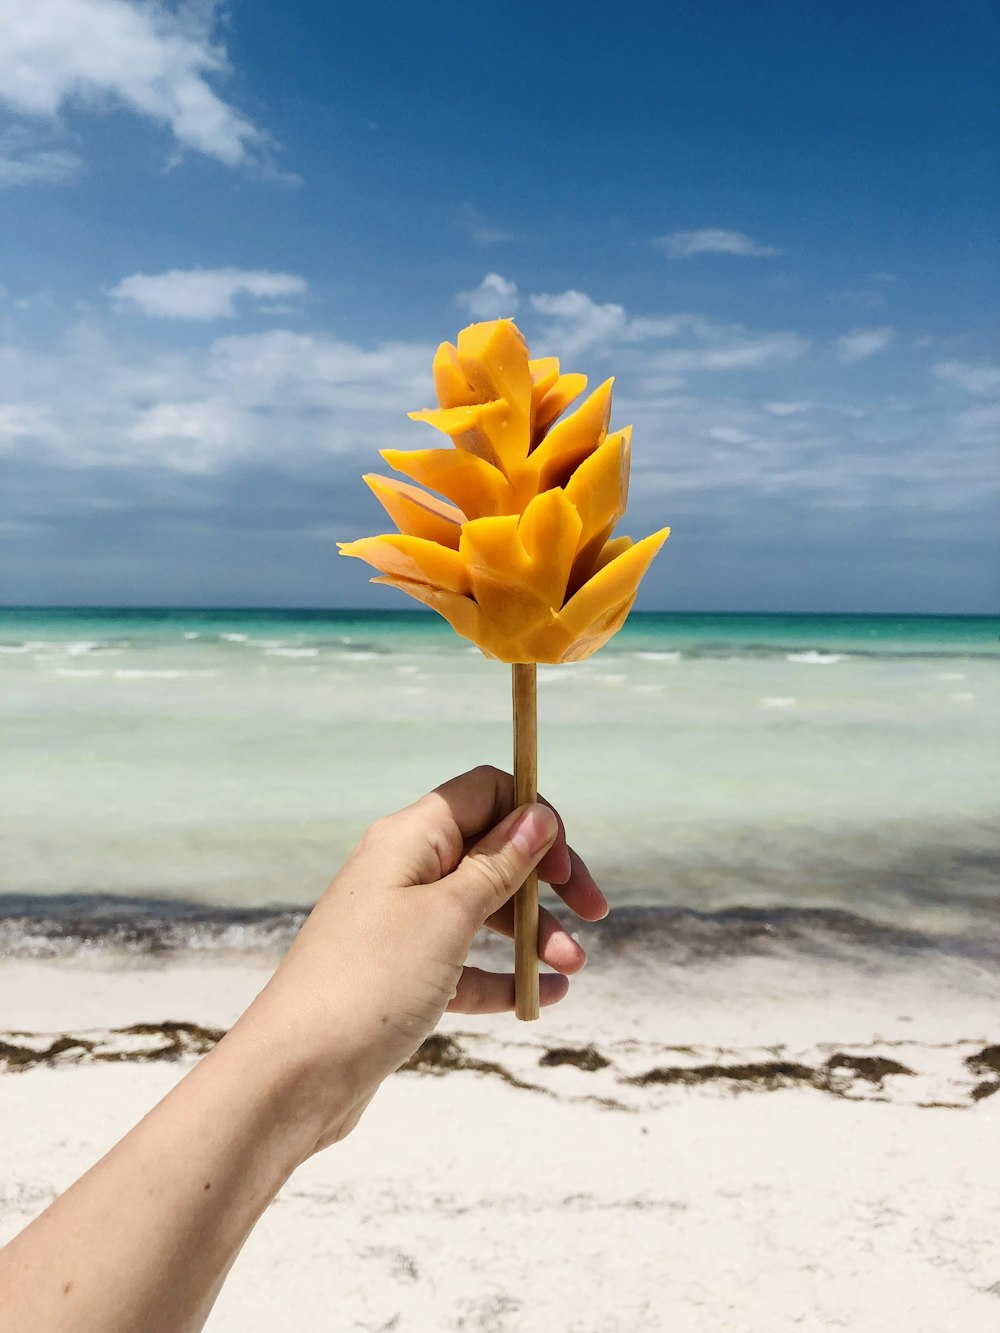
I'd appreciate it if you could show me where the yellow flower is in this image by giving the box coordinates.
[339,319,669,663]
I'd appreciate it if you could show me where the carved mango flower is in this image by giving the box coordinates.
[338,319,669,664]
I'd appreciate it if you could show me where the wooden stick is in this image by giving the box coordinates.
[512,662,540,1021]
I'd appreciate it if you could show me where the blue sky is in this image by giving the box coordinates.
[1,0,998,612]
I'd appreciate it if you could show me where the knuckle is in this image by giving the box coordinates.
[468,849,513,906]
[357,813,396,853]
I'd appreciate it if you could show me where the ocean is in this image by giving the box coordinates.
[1,608,998,963]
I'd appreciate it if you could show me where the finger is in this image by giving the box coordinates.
[439,802,558,921]
[447,966,570,1015]
[482,902,587,975]
[426,766,572,882]
[548,848,609,922]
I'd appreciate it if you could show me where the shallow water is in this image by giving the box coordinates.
[1,608,998,955]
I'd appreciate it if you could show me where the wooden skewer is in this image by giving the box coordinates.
[512,662,540,1021]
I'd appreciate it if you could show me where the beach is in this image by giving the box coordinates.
[2,608,999,1329]
[2,938,999,1332]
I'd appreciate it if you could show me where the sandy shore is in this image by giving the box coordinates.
[1,949,998,1332]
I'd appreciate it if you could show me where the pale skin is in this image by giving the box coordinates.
[0,765,608,1333]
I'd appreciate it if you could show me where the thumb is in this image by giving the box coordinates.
[443,802,559,921]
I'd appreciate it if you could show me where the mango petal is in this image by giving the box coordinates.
[409,402,515,473]
[432,342,478,408]
[529,356,561,402]
[380,447,514,517]
[408,404,482,439]
[364,474,465,549]
[558,528,670,639]
[563,426,631,592]
[338,534,471,596]
[460,516,556,642]
[530,378,614,490]
[518,488,583,609]
[371,575,483,643]
[460,515,530,588]
[455,320,532,422]
[532,372,587,444]
[591,535,635,572]
[556,597,635,662]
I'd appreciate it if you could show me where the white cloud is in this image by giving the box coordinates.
[933,359,1000,397]
[0,130,82,185]
[456,273,518,319]
[0,402,55,438]
[654,228,781,259]
[111,267,308,320]
[957,401,1000,436]
[764,401,815,417]
[1,287,994,539]
[529,290,629,354]
[0,0,264,167]
[707,426,756,446]
[651,333,808,373]
[0,318,433,473]
[836,327,895,362]
[529,288,808,370]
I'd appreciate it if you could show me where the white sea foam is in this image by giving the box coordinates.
[183,632,200,640]
[0,643,40,654]
[635,651,682,662]
[263,648,318,658]
[52,668,107,678]
[538,668,575,684]
[220,633,249,642]
[342,651,380,661]
[395,664,420,674]
[939,672,966,681]
[761,696,796,708]
[114,669,218,679]
[786,651,846,665]
[66,641,99,655]
[598,673,628,683]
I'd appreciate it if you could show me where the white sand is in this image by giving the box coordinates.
[1,952,998,1332]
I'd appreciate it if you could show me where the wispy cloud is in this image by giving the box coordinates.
[836,326,895,362]
[654,228,781,259]
[111,268,308,320]
[530,287,809,369]
[0,0,268,169]
[456,273,518,319]
[933,358,1000,397]
[764,401,816,417]
[458,204,516,246]
[0,319,433,473]
[0,127,83,186]
[1,283,994,555]
[839,289,886,311]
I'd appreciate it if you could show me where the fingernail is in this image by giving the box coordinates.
[511,803,557,856]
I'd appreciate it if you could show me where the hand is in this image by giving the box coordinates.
[240,764,608,1151]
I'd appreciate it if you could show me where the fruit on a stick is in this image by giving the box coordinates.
[339,318,669,664]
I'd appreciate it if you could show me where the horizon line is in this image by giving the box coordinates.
[1,604,997,620]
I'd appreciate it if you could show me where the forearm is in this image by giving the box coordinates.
[0,1008,337,1333]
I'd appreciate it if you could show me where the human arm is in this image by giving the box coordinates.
[0,766,607,1333]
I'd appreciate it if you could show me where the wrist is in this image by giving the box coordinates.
[225,988,372,1158]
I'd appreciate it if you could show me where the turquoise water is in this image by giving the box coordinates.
[1,608,998,951]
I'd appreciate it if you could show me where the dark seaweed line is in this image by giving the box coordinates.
[2,1028,996,1111]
